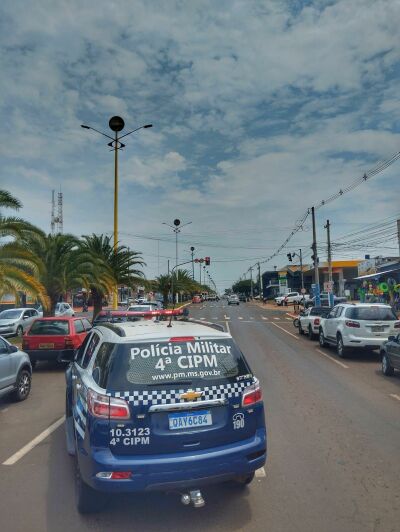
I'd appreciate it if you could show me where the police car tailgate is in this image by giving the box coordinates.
[108,382,261,456]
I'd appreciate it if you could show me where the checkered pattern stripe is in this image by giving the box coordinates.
[108,379,255,406]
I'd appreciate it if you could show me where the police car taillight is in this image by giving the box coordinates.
[242,382,262,407]
[87,389,130,420]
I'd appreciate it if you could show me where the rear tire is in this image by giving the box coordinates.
[12,368,31,401]
[234,472,255,487]
[319,329,327,347]
[16,325,23,338]
[336,334,349,358]
[382,353,394,376]
[75,459,101,514]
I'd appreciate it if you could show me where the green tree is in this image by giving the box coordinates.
[79,234,145,318]
[0,190,49,307]
[23,233,89,316]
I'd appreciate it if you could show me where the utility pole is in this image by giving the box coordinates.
[397,219,400,257]
[249,267,254,299]
[325,219,334,307]
[190,246,195,280]
[257,262,262,300]
[311,206,321,306]
[299,249,304,290]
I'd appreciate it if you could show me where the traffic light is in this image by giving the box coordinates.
[205,256,210,265]
[287,253,292,262]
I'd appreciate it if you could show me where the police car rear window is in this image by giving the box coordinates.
[106,338,251,388]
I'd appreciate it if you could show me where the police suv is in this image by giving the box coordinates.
[65,319,266,513]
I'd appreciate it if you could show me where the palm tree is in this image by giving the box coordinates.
[79,234,145,318]
[23,233,90,316]
[155,274,172,308]
[0,190,49,307]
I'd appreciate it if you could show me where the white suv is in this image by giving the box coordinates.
[318,303,400,357]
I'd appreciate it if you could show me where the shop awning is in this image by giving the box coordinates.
[354,267,400,281]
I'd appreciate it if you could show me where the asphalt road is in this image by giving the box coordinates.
[0,301,399,532]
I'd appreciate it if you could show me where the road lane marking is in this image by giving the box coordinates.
[224,315,230,320]
[255,467,266,478]
[273,317,280,320]
[2,416,65,466]
[238,317,243,320]
[286,317,292,321]
[389,394,400,402]
[315,349,349,369]
[270,322,299,339]
[262,316,268,320]
[225,320,231,334]
[200,317,206,320]
[212,317,218,320]
[250,317,254,320]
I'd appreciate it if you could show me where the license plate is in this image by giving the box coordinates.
[39,343,54,349]
[371,326,384,332]
[168,410,212,430]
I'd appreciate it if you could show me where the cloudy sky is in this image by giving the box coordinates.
[1,0,399,290]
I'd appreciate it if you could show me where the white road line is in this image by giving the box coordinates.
[255,467,266,478]
[224,315,230,320]
[286,317,292,321]
[250,317,254,320]
[238,317,243,320]
[315,349,349,369]
[389,394,400,402]
[2,416,65,466]
[262,316,268,321]
[225,320,231,334]
[212,317,218,320]
[270,322,299,339]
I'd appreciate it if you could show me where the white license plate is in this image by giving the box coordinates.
[168,410,212,430]
[371,326,384,332]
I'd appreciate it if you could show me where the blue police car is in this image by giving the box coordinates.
[65,319,267,513]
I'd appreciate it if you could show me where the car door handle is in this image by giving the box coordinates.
[76,383,82,390]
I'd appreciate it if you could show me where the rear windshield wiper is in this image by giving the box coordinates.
[147,380,193,387]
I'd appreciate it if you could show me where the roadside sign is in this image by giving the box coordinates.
[301,288,306,294]
[324,281,334,292]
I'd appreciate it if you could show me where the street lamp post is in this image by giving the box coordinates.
[190,246,195,280]
[162,219,192,270]
[81,117,152,309]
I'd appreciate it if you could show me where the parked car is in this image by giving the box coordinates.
[22,317,92,368]
[239,294,247,302]
[0,308,41,338]
[127,304,155,313]
[55,302,75,317]
[64,319,266,513]
[275,292,310,306]
[0,336,32,401]
[298,307,332,340]
[318,304,400,357]
[228,294,240,305]
[380,333,400,376]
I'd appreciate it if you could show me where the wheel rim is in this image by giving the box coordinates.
[382,356,387,372]
[18,373,30,397]
[17,327,23,337]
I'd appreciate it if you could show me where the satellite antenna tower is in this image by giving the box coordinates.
[51,189,64,234]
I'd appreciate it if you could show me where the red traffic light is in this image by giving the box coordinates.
[205,256,210,265]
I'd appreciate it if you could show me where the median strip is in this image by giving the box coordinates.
[3,416,65,466]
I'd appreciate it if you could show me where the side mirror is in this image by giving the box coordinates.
[8,345,19,353]
[60,350,75,363]
[388,335,395,342]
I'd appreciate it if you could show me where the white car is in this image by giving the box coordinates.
[0,308,41,337]
[318,303,400,357]
[55,302,75,317]
[298,306,332,340]
[228,295,240,306]
[275,292,309,306]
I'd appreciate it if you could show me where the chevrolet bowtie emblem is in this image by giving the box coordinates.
[180,391,203,401]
